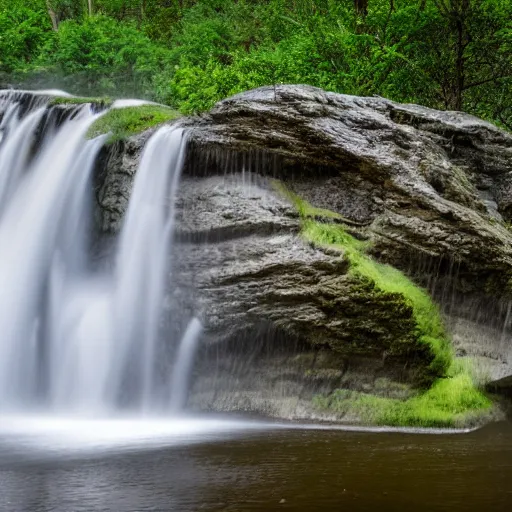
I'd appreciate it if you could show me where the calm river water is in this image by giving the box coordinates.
[0,416,511,511]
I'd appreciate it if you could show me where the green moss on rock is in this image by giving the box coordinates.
[273,180,357,224]
[275,181,452,381]
[273,181,493,427]
[303,221,452,379]
[87,105,180,143]
[314,360,493,428]
[49,96,113,107]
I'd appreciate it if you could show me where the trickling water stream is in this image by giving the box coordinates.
[0,91,198,414]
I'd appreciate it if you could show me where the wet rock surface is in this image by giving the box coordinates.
[172,176,432,369]
[94,85,512,413]
[186,85,512,292]
[94,130,156,233]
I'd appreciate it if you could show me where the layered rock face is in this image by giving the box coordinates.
[95,85,512,418]
[187,85,512,288]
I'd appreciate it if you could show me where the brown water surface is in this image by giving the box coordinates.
[0,419,511,511]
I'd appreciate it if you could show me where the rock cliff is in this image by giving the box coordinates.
[94,85,512,423]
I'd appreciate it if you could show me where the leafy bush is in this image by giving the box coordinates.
[40,14,173,98]
[0,2,53,73]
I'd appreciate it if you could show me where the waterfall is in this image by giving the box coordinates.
[170,318,203,411]
[0,91,199,415]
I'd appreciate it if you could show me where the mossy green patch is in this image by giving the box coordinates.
[302,221,368,255]
[274,181,452,379]
[49,96,113,107]
[314,361,492,428]
[87,105,180,143]
[302,221,452,378]
[273,181,493,427]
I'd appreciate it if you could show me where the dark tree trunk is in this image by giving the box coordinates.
[454,18,465,110]
[433,1,471,111]
[354,0,368,16]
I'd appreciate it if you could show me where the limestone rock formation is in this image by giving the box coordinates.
[181,85,512,387]
[94,85,512,419]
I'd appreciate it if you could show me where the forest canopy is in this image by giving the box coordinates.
[0,1,510,128]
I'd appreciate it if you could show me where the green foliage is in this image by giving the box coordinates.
[0,1,510,126]
[42,14,172,97]
[0,1,53,73]
[162,0,512,123]
[314,362,493,428]
[86,104,180,143]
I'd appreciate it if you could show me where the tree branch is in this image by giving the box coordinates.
[463,75,512,90]
[46,1,59,31]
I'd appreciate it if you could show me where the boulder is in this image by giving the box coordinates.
[95,85,512,419]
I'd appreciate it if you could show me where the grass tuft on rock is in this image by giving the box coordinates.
[87,105,180,143]
[49,96,113,107]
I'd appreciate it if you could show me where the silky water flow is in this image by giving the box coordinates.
[0,91,201,416]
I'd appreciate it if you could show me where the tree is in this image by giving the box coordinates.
[432,0,472,110]
[423,0,512,112]
[46,1,59,30]
[44,0,85,29]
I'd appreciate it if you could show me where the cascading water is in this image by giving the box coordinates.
[0,91,199,415]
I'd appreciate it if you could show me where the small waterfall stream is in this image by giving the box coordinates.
[0,91,199,415]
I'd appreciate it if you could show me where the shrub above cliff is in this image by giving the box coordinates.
[87,104,180,143]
